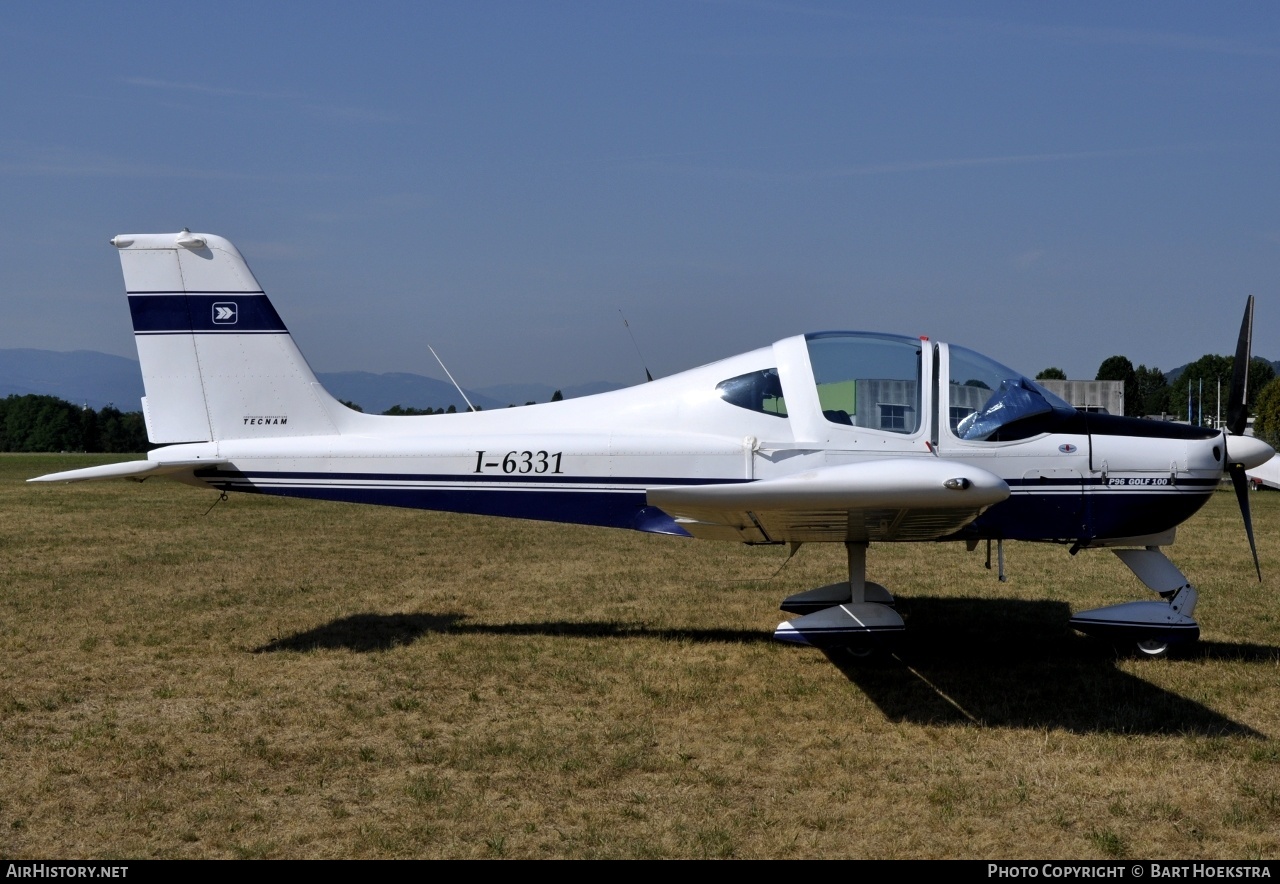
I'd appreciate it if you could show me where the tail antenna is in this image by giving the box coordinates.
[620,310,654,382]
[428,344,477,413]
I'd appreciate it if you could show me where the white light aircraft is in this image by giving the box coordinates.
[31,231,1275,657]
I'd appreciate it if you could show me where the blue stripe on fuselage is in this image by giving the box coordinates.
[205,475,687,534]
[963,487,1214,541]
[194,468,728,534]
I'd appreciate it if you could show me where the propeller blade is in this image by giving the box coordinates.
[1227,295,1255,436]
[1224,297,1263,580]
[1229,463,1262,581]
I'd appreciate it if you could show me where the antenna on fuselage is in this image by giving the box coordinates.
[428,344,477,413]
[619,310,654,382]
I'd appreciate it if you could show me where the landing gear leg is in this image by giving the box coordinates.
[847,541,866,604]
[842,542,874,658]
[779,541,894,614]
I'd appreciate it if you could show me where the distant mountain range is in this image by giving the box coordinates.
[0,349,147,411]
[0,349,625,414]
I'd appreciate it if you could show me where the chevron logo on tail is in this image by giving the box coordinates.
[212,302,237,324]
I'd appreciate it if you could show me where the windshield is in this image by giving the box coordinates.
[947,345,1073,441]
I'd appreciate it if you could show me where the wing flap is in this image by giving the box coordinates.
[649,458,1008,543]
[671,517,768,543]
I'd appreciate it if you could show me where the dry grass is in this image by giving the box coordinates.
[2,453,1279,859]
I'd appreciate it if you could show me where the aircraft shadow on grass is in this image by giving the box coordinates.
[253,612,768,655]
[255,597,1273,737]
[826,596,1271,736]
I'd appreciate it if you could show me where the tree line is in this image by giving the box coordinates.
[1037,355,1277,423]
[343,389,564,415]
[2,389,571,453]
[0,395,151,452]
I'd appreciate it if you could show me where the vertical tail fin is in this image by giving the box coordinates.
[117,231,343,443]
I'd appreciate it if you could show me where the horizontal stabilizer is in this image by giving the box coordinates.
[28,459,225,484]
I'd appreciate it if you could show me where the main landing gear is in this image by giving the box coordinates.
[773,542,904,651]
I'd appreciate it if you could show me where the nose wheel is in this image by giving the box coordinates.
[1134,639,1170,658]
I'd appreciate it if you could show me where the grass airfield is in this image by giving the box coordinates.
[2,453,1279,859]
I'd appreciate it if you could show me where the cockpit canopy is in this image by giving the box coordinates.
[805,332,923,433]
[717,332,1075,442]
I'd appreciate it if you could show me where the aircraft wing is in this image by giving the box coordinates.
[647,458,1009,543]
[28,459,226,484]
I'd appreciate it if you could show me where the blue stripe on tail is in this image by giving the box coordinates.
[128,293,287,334]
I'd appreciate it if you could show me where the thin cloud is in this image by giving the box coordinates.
[301,191,428,225]
[984,20,1280,58]
[681,6,1278,60]
[1011,249,1045,270]
[123,77,401,124]
[122,76,294,101]
[0,143,335,181]
[623,145,1194,183]
[300,103,404,125]
[820,146,1157,178]
[0,157,257,180]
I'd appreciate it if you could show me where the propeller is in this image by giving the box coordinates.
[1224,295,1262,581]
[1227,296,1254,437]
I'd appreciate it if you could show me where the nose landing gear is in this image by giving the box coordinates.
[1069,547,1199,658]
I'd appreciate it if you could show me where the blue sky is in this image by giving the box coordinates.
[2,2,1277,388]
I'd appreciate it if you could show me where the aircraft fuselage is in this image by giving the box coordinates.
[147,328,1227,549]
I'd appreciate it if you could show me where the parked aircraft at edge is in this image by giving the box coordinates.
[31,231,1275,658]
